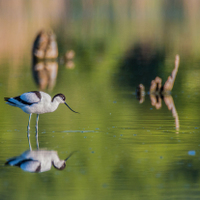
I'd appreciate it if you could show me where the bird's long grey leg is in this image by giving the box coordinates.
[28,134,32,151]
[27,113,32,136]
[27,113,32,150]
[35,114,39,149]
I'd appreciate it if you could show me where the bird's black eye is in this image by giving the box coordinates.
[60,94,65,101]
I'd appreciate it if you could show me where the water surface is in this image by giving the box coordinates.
[1,1,200,200]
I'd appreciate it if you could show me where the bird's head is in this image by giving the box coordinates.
[52,160,66,170]
[52,93,79,113]
[52,151,76,170]
[52,93,66,103]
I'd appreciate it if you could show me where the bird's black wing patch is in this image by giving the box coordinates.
[35,164,41,172]
[14,158,35,167]
[14,96,33,105]
[30,91,42,100]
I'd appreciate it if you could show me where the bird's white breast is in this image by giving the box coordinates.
[22,92,59,114]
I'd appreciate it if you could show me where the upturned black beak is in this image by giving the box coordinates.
[65,151,77,161]
[64,102,79,114]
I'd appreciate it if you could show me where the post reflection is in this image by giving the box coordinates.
[32,30,76,90]
[163,95,179,131]
[136,84,145,104]
[137,91,179,132]
[5,136,76,173]
[136,55,180,132]
[32,30,59,91]
[32,59,58,91]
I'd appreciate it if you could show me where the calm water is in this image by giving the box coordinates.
[1,1,200,200]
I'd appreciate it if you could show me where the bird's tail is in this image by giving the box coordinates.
[4,97,10,102]
[4,97,17,106]
[5,157,17,166]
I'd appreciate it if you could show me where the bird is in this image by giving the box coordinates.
[4,91,79,136]
[5,150,75,173]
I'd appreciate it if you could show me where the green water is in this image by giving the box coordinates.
[1,1,200,200]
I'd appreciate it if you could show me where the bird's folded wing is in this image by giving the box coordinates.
[20,160,41,173]
[19,92,41,104]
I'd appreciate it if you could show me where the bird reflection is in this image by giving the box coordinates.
[5,136,76,173]
[5,149,75,173]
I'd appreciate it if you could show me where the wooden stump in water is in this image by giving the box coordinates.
[32,30,58,60]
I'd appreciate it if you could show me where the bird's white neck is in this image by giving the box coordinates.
[49,100,60,113]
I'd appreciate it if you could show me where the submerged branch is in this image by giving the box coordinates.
[163,54,180,92]
[136,55,180,132]
[149,54,180,94]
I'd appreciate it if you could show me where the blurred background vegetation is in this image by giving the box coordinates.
[1,0,200,91]
[0,0,200,60]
